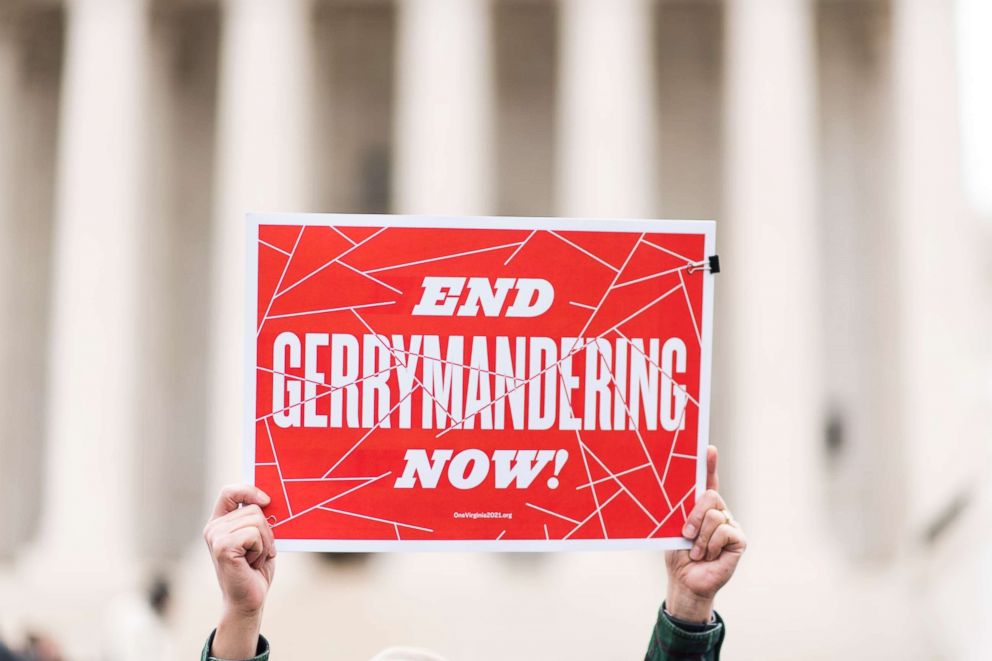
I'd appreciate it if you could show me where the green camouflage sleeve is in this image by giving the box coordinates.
[644,607,725,661]
[201,630,270,661]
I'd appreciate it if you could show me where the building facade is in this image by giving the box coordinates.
[1,0,990,659]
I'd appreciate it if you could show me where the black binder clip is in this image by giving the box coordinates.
[687,254,720,274]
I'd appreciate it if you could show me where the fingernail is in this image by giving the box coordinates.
[683,523,696,538]
[690,546,702,560]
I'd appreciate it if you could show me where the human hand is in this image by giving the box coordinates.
[203,484,276,659]
[664,446,746,623]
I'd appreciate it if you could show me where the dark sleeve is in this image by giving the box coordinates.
[200,630,270,661]
[644,605,725,661]
[0,642,23,661]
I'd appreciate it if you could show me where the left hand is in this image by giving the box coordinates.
[664,445,746,623]
[203,484,277,659]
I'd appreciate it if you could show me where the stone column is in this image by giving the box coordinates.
[556,0,656,217]
[0,2,23,561]
[720,1,861,648]
[956,0,992,218]
[208,0,314,494]
[35,0,147,570]
[815,0,903,561]
[0,3,62,560]
[394,0,493,214]
[892,0,990,544]
[21,0,149,654]
[717,16,837,652]
[892,1,992,656]
[723,0,821,543]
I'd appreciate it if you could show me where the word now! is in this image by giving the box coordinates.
[395,448,569,490]
[411,276,554,317]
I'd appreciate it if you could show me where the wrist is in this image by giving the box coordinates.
[213,605,263,660]
[665,587,714,624]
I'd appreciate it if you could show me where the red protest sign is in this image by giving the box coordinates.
[247,214,716,551]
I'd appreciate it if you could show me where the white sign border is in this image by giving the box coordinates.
[245,213,717,552]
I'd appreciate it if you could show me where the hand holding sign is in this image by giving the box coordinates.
[664,446,747,623]
[203,485,276,660]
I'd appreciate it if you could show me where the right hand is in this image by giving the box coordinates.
[203,484,276,658]
[664,446,746,623]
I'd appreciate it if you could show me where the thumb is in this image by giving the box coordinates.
[211,484,271,520]
[706,446,719,491]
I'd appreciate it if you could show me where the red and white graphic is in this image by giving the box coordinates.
[247,214,716,551]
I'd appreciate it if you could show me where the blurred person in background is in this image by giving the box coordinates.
[104,576,176,660]
[0,641,17,661]
[0,633,62,661]
[19,634,62,661]
[200,446,744,661]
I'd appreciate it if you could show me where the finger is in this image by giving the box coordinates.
[239,529,265,568]
[706,445,719,491]
[682,488,725,539]
[211,484,271,520]
[222,508,276,562]
[218,526,264,567]
[705,522,747,561]
[245,511,277,561]
[691,507,728,561]
[208,504,266,535]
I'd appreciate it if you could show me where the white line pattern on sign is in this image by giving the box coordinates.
[254,222,710,545]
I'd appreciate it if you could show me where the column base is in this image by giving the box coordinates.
[13,544,140,658]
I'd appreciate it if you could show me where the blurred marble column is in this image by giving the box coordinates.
[892,0,990,545]
[34,0,146,570]
[394,0,493,214]
[556,0,656,217]
[723,0,822,545]
[0,4,62,560]
[0,5,23,560]
[21,0,148,654]
[208,0,314,494]
[892,1,992,657]
[814,1,903,561]
[133,3,220,562]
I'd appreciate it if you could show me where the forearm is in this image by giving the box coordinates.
[211,608,263,660]
[665,585,714,624]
